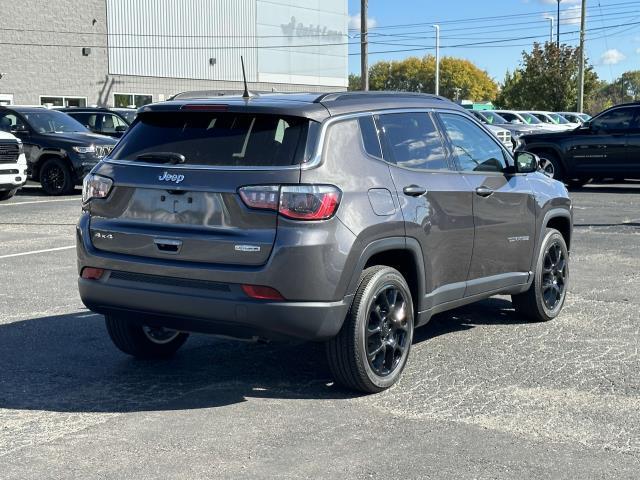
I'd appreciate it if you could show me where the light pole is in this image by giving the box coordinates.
[432,24,440,96]
[556,0,561,47]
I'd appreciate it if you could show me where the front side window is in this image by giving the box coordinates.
[591,107,638,132]
[439,113,508,173]
[111,112,309,167]
[71,113,98,129]
[377,112,449,171]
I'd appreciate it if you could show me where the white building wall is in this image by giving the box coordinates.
[107,0,259,82]
[106,0,347,87]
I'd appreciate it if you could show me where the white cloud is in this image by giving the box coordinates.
[348,13,377,30]
[561,5,582,25]
[636,48,640,54]
[600,49,626,65]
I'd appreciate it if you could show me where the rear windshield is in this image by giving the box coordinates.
[110,112,309,167]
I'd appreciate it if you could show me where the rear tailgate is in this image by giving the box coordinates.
[84,109,309,266]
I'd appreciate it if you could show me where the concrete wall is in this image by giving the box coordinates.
[0,1,343,107]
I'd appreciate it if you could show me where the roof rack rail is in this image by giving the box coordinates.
[314,91,447,103]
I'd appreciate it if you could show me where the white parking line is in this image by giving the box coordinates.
[0,245,75,259]
[0,198,79,207]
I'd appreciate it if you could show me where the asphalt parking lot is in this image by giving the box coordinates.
[1,182,639,479]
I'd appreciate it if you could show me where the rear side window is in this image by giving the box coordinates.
[111,112,309,167]
[591,107,638,132]
[358,116,382,159]
[377,112,449,171]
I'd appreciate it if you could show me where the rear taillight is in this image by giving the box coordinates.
[82,174,113,203]
[238,185,279,210]
[238,185,341,221]
[81,267,105,280]
[241,284,285,301]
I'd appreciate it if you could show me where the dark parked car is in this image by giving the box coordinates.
[517,102,640,185]
[0,106,117,195]
[78,92,572,393]
[60,107,130,138]
[110,107,138,125]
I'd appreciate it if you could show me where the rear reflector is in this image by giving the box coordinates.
[81,267,105,280]
[241,284,285,301]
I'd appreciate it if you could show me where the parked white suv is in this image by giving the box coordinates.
[0,130,27,200]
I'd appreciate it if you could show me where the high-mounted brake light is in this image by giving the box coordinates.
[238,185,341,221]
[181,104,228,112]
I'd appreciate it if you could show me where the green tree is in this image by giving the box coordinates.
[367,55,497,101]
[495,42,599,111]
[348,73,361,91]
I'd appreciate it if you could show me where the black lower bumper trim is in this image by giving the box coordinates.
[79,278,351,341]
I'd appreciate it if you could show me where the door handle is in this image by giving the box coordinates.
[403,185,427,197]
[475,186,494,197]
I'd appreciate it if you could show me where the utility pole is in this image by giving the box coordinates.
[556,0,561,48]
[577,0,586,112]
[547,16,554,43]
[433,24,440,96]
[360,0,369,91]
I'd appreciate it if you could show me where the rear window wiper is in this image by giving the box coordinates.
[136,152,186,164]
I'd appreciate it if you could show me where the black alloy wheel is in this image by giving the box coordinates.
[512,228,569,322]
[541,241,567,311]
[366,285,411,377]
[40,158,74,195]
[326,266,414,393]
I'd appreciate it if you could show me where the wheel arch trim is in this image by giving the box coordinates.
[345,237,426,309]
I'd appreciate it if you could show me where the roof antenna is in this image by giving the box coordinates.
[241,56,251,99]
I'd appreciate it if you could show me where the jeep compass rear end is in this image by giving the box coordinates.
[78,92,572,393]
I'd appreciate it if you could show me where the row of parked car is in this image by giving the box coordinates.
[470,109,591,151]
[0,106,136,197]
[0,98,638,199]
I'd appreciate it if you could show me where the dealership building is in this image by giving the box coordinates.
[0,0,348,108]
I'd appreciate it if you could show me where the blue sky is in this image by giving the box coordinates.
[347,0,640,84]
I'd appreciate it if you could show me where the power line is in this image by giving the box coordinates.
[353,18,640,56]
[347,0,639,31]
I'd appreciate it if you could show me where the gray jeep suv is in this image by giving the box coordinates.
[77,92,572,393]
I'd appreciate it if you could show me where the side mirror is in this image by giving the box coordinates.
[514,151,539,174]
[10,124,29,134]
[115,125,127,132]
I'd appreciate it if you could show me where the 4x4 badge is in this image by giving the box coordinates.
[158,171,185,184]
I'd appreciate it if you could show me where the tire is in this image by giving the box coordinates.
[512,228,569,322]
[538,153,565,182]
[39,158,74,195]
[0,188,17,200]
[105,315,189,359]
[326,266,414,393]
[566,178,591,189]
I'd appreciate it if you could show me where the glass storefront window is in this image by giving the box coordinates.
[114,93,153,108]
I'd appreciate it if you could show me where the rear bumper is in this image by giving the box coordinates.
[78,276,351,341]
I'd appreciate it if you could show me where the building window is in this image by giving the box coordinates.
[40,96,87,108]
[114,93,153,108]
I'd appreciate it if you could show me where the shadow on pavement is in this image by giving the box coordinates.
[0,298,528,413]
